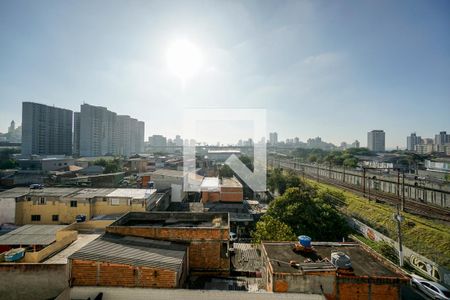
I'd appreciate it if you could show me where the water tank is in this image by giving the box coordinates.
[331,251,352,269]
[298,235,312,248]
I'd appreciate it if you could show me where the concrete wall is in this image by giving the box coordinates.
[0,198,15,225]
[23,229,77,263]
[15,196,146,225]
[0,263,68,300]
[350,217,450,288]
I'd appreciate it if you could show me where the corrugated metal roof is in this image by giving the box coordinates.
[69,234,187,272]
[0,224,67,245]
[0,187,30,198]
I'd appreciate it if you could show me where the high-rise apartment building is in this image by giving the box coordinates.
[367,130,385,152]
[435,131,449,146]
[73,112,80,156]
[21,102,73,156]
[269,132,278,145]
[406,133,422,151]
[79,104,117,157]
[78,103,144,157]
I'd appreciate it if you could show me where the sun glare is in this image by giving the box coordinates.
[166,39,204,84]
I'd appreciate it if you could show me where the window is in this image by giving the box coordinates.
[39,197,45,205]
[221,242,228,258]
[111,198,120,206]
[52,215,59,222]
[31,215,41,221]
[70,200,77,207]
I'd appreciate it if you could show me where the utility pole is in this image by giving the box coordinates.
[362,167,366,198]
[343,165,346,183]
[395,204,404,267]
[402,172,405,211]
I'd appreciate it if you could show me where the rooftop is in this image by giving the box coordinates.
[70,188,116,199]
[0,225,68,246]
[69,233,187,271]
[262,242,402,278]
[27,187,80,197]
[221,177,243,188]
[151,169,184,178]
[0,187,30,198]
[201,177,220,191]
[106,188,156,199]
[110,211,229,228]
[43,234,100,264]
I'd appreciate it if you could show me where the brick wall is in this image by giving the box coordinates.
[105,226,230,273]
[70,259,180,288]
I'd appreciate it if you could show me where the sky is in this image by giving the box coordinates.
[0,0,449,148]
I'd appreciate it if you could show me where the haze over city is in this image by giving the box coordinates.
[1,0,449,148]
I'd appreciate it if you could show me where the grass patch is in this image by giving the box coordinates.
[305,178,450,268]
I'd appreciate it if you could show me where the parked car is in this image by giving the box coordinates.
[229,232,237,242]
[75,214,86,223]
[29,183,44,189]
[411,275,450,299]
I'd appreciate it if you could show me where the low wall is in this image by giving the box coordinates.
[350,217,450,288]
[0,263,68,300]
[23,230,78,263]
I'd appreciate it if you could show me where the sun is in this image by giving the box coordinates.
[166,39,204,84]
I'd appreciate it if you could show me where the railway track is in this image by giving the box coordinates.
[276,161,450,223]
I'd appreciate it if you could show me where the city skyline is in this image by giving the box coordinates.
[1,1,449,148]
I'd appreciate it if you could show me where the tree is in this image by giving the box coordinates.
[251,215,296,243]
[218,164,234,178]
[262,187,350,241]
[93,158,122,174]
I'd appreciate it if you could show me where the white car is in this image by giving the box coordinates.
[411,275,450,299]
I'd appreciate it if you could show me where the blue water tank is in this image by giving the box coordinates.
[298,235,312,248]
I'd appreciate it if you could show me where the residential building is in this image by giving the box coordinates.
[351,140,360,148]
[16,156,75,172]
[148,134,167,148]
[435,131,449,146]
[78,104,145,157]
[261,241,408,299]
[367,130,385,152]
[201,177,244,203]
[0,224,77,263]
[8,120,15,134]
[21,102,73,156]
[407,133,422,151]
[69,233,188,288]
[73,112,80,156]
[3,187,158,225]
[269,132,278,145]
[105,212,230,274]
[79,103,117,157]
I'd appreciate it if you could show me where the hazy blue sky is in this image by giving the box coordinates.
[1,0,449,148]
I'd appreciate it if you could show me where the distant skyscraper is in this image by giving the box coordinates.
[352,140,360,148]
[367,130,385,152]
[406,133,421,151]
[148,135,167,147]
[435,131,449,145]
[174,135,183,146]
[73,112,80,156]
[269,132,278,145]
[78,103,144,157]
[79,104,117,157]
[21,102,73,156]
[8,120,15,134]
